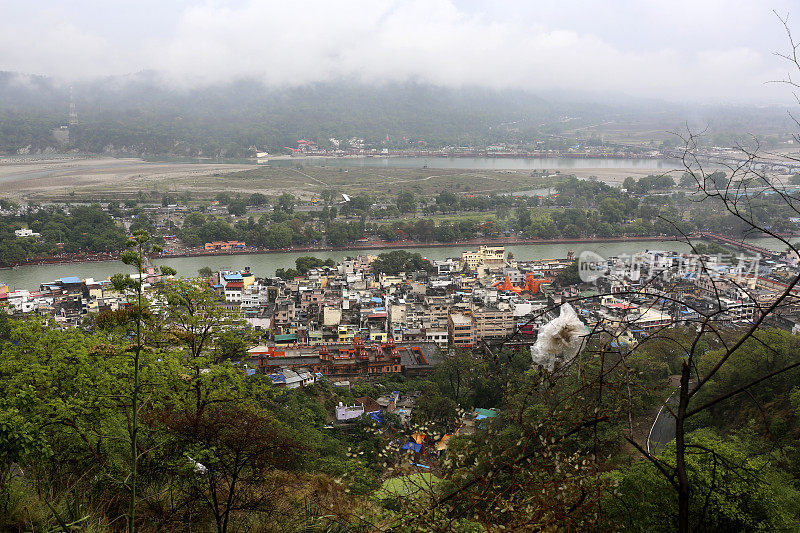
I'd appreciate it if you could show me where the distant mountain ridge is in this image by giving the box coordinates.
[0,71,795,156]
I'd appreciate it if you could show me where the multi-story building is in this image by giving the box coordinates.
[473,307,514,340]
[461,246,506,270]
[449,312,476,347]
[424,295,453,327]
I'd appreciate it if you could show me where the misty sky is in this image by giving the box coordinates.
[2,0,799,103]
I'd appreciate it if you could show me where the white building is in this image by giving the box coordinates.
[335,402,365,421]
[425,328,449,347]
[14,228,40,238]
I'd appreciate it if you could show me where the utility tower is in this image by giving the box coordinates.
[68,87,78,127]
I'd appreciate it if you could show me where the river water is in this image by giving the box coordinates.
[1,238,787,290]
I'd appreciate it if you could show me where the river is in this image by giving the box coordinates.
[1,238,788,291]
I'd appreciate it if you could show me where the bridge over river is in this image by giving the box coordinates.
[698,232,782,258]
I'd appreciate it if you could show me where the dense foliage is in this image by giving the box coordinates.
[370,250,435,276]
[0,204,126,264]
[275,256,336,279]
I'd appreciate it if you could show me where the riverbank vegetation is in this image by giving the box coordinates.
[0,205,126,264]
[2,172,798,267]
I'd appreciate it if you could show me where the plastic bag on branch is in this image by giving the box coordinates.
[531,303,587,371]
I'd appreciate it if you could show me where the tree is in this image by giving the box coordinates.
[599,197,625,224]
[159,406,303,533]
[515,206,531,230]
[325,222,351,246]
[294,256,335,274]
[707,170,729,190]
[606,430,800,531]
[553,260,581,286]
[435,190,459,211]
[525,214,557,239]
[157,279,251,411]
[680,172,697,188]
[414,389,458,427]
[0,318,134,523]
[321,188,337,205]
[276,193,295,213]
[0,407,42,514]
[434,351,486,406]
[227,199,247,216]
[413,219,436,242]
[184,211,206,228]
[264,223,293,248]
[397,191,416,214]
[248,193,268,206]
[110,230,175,532]
[371,250,435,275]
[434,222,456,242]
[622,176,637,191]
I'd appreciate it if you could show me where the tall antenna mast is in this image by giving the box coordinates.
[69,86,78,127]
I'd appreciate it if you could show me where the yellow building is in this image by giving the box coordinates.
[370,331,388,342]
[461,246,506,270]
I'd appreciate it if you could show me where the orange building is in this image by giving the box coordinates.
[204,240,246,251]
[494,273,549,295]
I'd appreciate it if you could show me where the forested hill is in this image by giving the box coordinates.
[1,71,796,157]
[0,72,563,155]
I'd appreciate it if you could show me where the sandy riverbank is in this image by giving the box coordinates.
[0,157,250,200]
[0,155,690,200]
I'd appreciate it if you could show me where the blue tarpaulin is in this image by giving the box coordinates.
[401,442,422,453]
[370,412,384,424]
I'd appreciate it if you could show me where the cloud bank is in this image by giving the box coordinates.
[0,0,796,103]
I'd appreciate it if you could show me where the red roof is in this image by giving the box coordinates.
[225,281,244,289]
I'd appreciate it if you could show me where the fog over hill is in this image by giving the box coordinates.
[0,71,797,157]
